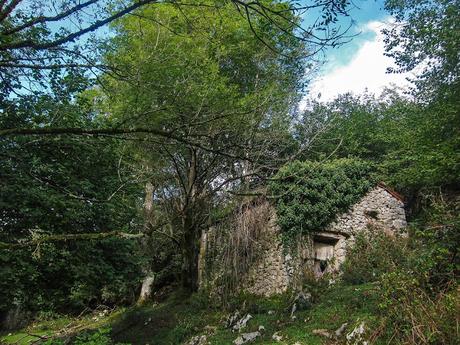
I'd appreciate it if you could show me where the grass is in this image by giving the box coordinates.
[0,309,124,344]
[1,282,384,345]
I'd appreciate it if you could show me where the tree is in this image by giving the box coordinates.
[102,1,309,291]
[0,71,144,320]
[383,0,460,97]
[0,0,357,299]
[381,0,460,195]
[297,90,459,199]
[0,0,354,93]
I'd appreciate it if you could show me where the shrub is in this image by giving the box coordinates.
[377,271,459,344]
[377,215,459,343]
[341,229,408,285]
[269,158,374,243]
[342,196,460,344]
[300,268,333,303]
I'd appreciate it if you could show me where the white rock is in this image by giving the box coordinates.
[233,331,260,345]
[312,329,332,338]
[335,322,348,337]
[346,321,367,345]
[225,310,241,328]
[272,331,283,341]
[186,335,207,345]
[232,314,252,332]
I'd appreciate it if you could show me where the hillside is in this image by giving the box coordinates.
[0,1,459,344]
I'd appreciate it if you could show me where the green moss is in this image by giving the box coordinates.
[0,310,125,345]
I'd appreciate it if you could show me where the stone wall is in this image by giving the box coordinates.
[327,185,407,237]
[198,200,297,297]
[199,185,407,296]
[321,185,407,270]
[240,207,292,296]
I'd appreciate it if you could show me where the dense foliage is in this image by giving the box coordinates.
[298,90,459,195]
[101,0,310,291]
[342,195,460,344]
[383,0,460,96]
[0,0,458,342]
[0,73,144,319]
[269,159,373,241]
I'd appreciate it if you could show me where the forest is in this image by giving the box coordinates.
[0,0,458,344]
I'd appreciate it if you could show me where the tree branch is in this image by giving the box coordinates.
[1,0,99,36]
[0,0,158,51]
[0,231,143,249]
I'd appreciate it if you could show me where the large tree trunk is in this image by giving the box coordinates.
[180,214,201,292]
[138,181,155,304]
[179,148,206,292]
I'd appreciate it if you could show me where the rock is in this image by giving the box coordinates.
[290,303,297,316]
[225,310,241,328]
[186,335,207,345]
[272,331,283,341]
[233,331,260,345]
[335,322,348,337]
[346,321,367,345]
[291,291,312,316]
[258,325,265,332]
[267,310,275,315]
[312,329,332,338]
[232,314,252,332]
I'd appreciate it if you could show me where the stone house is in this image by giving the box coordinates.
[199,183,407,296]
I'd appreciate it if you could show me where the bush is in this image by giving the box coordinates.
[300,268,333,303]
[0,238,143,321]
[375,205,460,343]
[377,271,459,344]
[341,229,408,285]
[340,196,460,344]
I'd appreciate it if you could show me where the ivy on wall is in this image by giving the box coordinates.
[269,158,374,242]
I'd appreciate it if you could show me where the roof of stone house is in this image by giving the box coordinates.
[377,182,404,202]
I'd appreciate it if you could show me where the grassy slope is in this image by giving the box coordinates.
[1,283,385,345]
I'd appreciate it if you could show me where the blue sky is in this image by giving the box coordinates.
[302,0,412,102]
[317,0,388,71]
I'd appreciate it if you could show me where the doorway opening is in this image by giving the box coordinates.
[312,234,340,277]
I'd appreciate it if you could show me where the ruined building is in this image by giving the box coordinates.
[198,184,407,296]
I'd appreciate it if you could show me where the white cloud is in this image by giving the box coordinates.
[306,19,413,103]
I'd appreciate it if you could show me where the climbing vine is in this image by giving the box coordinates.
[269,158,374,243]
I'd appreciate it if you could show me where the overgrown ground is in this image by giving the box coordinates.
[1,283,387,345]
[2,199,459,345]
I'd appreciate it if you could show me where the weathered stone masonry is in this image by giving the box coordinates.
[199,185,407,296]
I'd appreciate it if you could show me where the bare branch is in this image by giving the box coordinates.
[0,0,158,51]
[1,0,99,36]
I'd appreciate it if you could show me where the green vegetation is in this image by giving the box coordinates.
[0,0,459,344]
[2,196,459,344]
[102,0,309,291]
[270,158,373,241]
[0,73,144,317]
[2,284,382,345]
